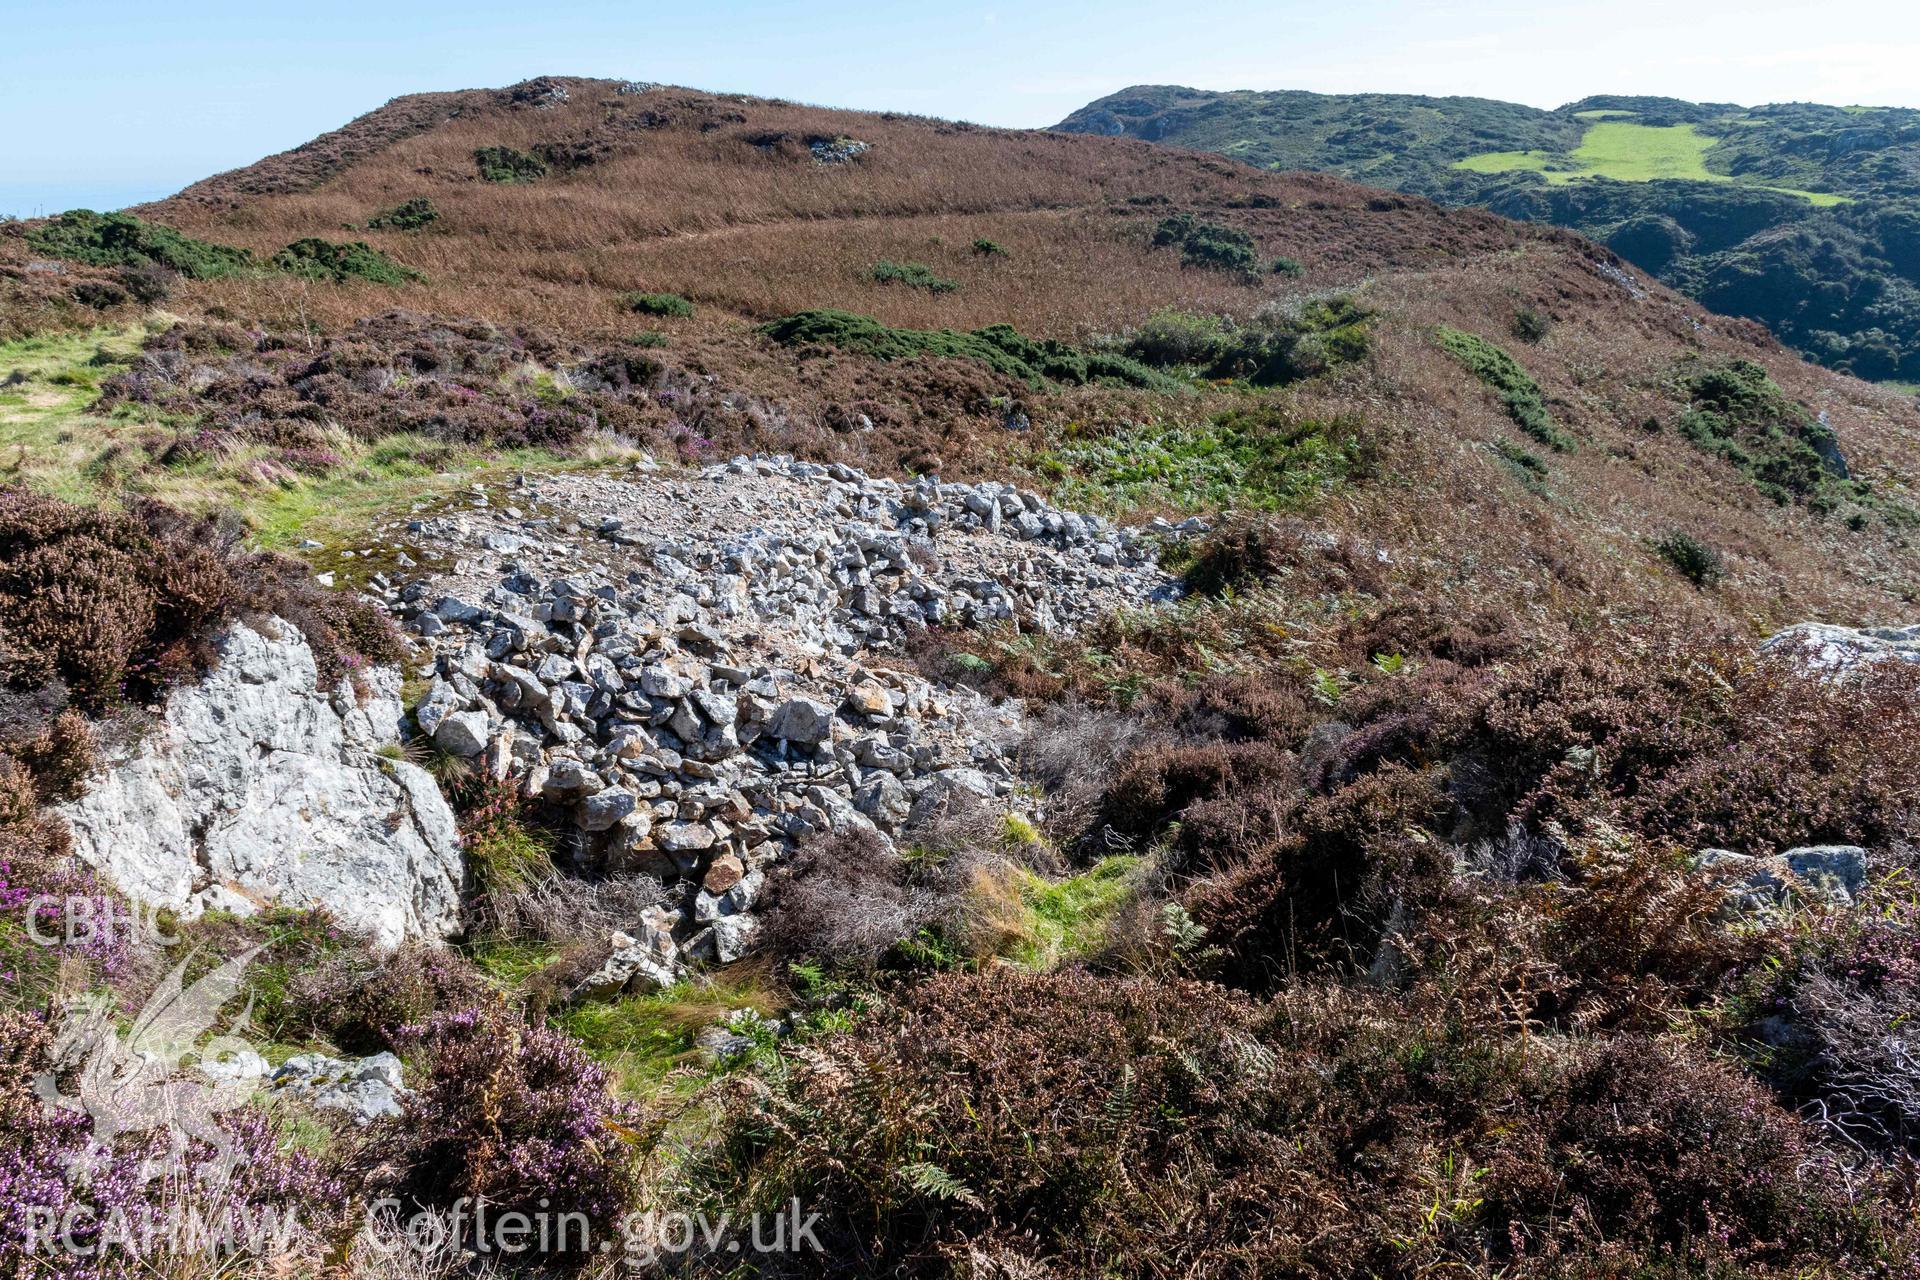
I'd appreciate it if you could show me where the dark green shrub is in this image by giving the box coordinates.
[759,309,1183,392]
[366,197,440,231]
[1494,439,1548,478]
[1122,309,1227,368]
[971,237,1008,257]
[1122,298,1371,387]
[626,330,670,348]
[473,145,549,184]
[1270,255,1305,276]
[1435,326,1575,451]
[1511,308,1550,344]
[621,291,693,318]
[1151,213,1261,275]
[122,263,176,303]
[869,260,959,292]
[1676,359,1862,508]
[1654,530,1724,586]
[271,238,421,285]
[25,209,254,279]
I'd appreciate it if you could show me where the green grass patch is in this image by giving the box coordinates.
[1006,856,1145,969]
[466,938,562,988]
[1435,326,1575,451]
[1455,121,1848,205]
[869,260,959,292]
[553,977,781,1098]
[760,309,1184,392]
[0,330,629,559]
[1035,401,1375,515]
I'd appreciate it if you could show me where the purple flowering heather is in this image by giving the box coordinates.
[0,1011,343,1279]
[383,1006,641,1250]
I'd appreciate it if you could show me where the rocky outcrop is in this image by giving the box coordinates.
[58,618,464,947]
[1764,622,1920,670]
[1695,844,1872,917]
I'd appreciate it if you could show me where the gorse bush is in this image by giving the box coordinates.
[1434,325,1575,450]
[869,260,959,292]
[760,309,1183,391]
[1151,212,1261,275]
[1119,298,1371,386]
[1654,528,1725,585]
[621,290,694,318]
[271,237,421,285]
[473,145,549,183]
[366,196,440,231]
[971,237,1008,256]
[1511,307,1551,343]
[1678,358,1868,510]
[25,209,255,279]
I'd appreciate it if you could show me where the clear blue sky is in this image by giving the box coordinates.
[6,0,1919,217]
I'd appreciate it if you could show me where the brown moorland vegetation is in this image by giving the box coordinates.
[6,77,1920,1279]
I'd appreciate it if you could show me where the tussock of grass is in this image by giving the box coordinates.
[554,974,782,1097]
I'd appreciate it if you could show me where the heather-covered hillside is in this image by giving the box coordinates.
[3,76,1920,1279]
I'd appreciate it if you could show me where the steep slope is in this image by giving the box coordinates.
[1058,85,1920,380]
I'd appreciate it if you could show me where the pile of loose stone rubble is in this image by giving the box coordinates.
[356,455,1192,989]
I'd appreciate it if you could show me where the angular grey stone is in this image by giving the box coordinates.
[1784,845,1869,906]
[434,710,490,757]
[770,696,836,744]
[658,821,717,853]
[577,786,637,832]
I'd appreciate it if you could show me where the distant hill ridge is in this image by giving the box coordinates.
[1058,86,1920,381]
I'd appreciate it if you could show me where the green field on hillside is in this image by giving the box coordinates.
[1455,120,1847,205]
